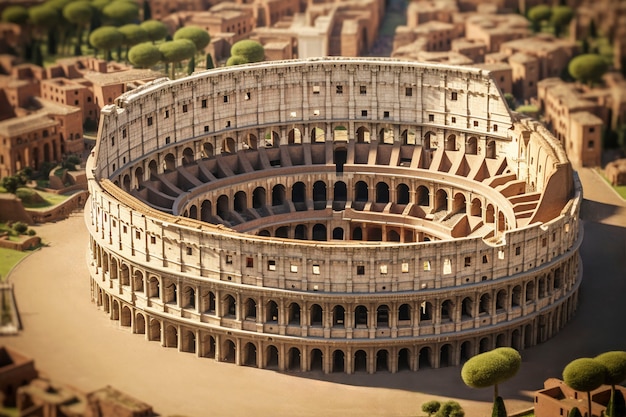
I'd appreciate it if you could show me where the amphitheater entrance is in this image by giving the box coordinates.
[332,350,345,373]
[266,346,279,369]
[354,350,367,372]
[310,349,323,371]
[398,348,411,371]
[418,347,432,369]
[376,350,389,372]
[288,347,301,371]
[334,147,347,173]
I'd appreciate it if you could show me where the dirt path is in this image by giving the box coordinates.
[3,167,626,417]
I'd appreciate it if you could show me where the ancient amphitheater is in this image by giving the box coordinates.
[86,57,582,374]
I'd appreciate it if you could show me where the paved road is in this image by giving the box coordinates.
[3,166,626,417]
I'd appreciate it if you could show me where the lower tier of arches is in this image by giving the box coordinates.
[91,277,578,374]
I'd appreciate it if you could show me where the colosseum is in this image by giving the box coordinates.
[86,57,582,374]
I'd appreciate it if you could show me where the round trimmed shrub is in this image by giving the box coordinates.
[563,358,607,392]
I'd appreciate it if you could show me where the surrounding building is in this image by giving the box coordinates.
[86,58,581,374]
[534,378,626,417]
[0,346,38,407]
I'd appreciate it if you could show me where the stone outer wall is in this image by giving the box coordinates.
[86,58,582,374]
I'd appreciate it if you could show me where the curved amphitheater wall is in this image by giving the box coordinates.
[86,58,582,374]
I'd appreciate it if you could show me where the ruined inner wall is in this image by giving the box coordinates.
[85,58,582,373]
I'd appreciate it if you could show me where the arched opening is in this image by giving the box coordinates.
[465,136,478,155]
[332,305,345,327]
[402,129,417,145]
[420,302,433,321]
[379,127,394,144]
[445,134,456,151]
[313,181,327,209]
[266,300,278,323]
[423,131,435,149]
[332,227,344,240]
[311,127,325,142]
[479,293,490,315]
[165,325,177,348]
[244,298,257,320]
[354,350,367,372]
[216,195,230,221]
[182,329,196,353]
[387,229,400,242]
[375,182,390,203]
[398,304,411,323]
[441,300,453,321]
[332,350,345,373]
[121,305,131,327]
[246,133,258,149]
[133,167,143,189]
[310,349,323,371]
[135,313,146,334]
[525,281,535,303]
[396,183,410,204]
[479,337,490,353]
[165,283,177,304]
[182,286,195,309]
[367,227,382,241]
[223,294,236,318]
[496,290,507,311]
[460,341,472,363]
[416,186,430,206]
[453,193,466,213]
[188,205,198,220]
[201,200,212,222]
[334,181,347,201]
[148,160,158,177]
[294,224,307,240]
[354,305,368,327]
[266,345,279,369]
[182,147,194,165]
[222,339,236,363]
[435,189,448,212]
[288,128,302,144]
[234,191,247,213]
[377,305,389,327]
[524,324,533,348]
[252,187,266,209]
[288,303,301,325]
[439,344,452,367]
[310,304,323,326]
[461,297,473,319]
[202,142,213,158]
[512,329,521,350]
[355,181,368,202]
[496,333,507,347]
[486,140,496,158]
[275,226,289,238]
[243,342,257,367]
[376,350,389,372]
[148,277,160,298]
[356,126,370,143]
[123,175,131,192]
[292,181,306,209]
[471,198,482,217]
[223,137,236,154]
[272,185,286,206]
[201,290,216,314]
[202,335,216,358]
[398,348,411,371]
[418,347,432,369]
[312,224,327,241]
[352,227,363,240]
[149,319,161,342]
[163,153,176,172]
[486,204,495,223]
[288,347,301,371]
[511,285,522,307]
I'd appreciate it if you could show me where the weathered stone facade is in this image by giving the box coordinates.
[86,58,582,374]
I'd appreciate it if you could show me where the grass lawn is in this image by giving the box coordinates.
[0,247,30,282]
[596,168,626,200]
[18,189,71,210]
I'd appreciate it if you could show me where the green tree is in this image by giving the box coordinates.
[63,1,93,55]
[527,5,552,32]
[140,20,168,43]
[435,401,464,417]
[563,358,607,417]
[89,26,123,60]
[173,26,210,52]
[551,6,574,37]
[461,348,521,417]
[158,39,195,79]
[226,54,249,66]
[230,39,264,63]
[119,24,148,59]
[492,396,506,417]
[102,0,138,25]
[128,42,161,68]
[2,5,29,24]
[595,351,626,417]
[206,52,214,69]
[28,5,59,62]
[504,92,516,110]
[568,54,608,86]
[422,401,441,417]
[1,174,26,194]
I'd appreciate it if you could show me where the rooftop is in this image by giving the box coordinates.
[0,113,58,137]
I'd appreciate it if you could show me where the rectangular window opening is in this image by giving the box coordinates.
[246,257,254,268]
[356,265,365,275]
[182,104,188,113]
[428,114,434,122]
[336,85,343,94]
[360,85,367,94]
[361,110,368,117]
[401,262,409,273]
[312,264,320,275]
[201,99,207,108]
[268,260,276,271]
[451,91,458,101]
[226,254,233,264]
[406,87,413,96]
[464,256,471,267]
[312,85,320,94]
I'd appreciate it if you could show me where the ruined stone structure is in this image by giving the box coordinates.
[86,58,582,374]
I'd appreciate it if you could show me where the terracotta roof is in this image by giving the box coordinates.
[0,113,58,137]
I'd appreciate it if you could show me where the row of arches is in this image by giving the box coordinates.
[93,243,579,335]
[95,286,577,373]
